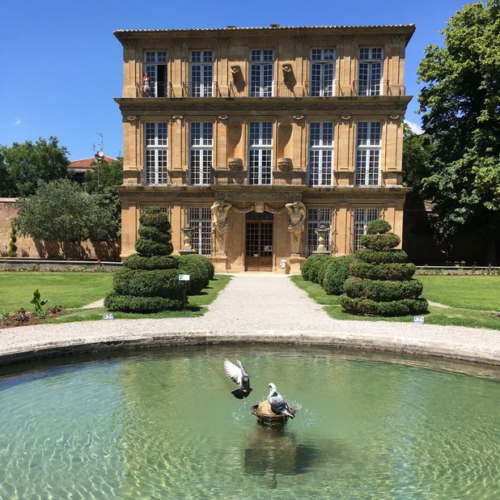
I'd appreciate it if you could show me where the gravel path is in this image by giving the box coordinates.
[1,273,500,366]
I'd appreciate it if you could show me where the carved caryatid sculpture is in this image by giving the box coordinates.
[211,199,232,255]
[285,201,306,254]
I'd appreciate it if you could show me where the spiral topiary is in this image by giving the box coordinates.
[104,207,183,312]
[340,219,428,316]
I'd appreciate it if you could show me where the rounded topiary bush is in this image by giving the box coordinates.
[175,255,209,295]
[302,254,331,282]
[316,257,333,285]
[183,253,215,280]
[124,254,178,270]
[105,207,183,313]
[340,219,428,317]
[322,255,355,295]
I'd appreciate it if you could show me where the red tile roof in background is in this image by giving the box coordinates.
[69,156,116,169]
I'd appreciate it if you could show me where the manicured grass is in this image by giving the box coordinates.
[1,272,114,312]
[290,275,500,331]
[418,276,500,310]
[1,271,232,322]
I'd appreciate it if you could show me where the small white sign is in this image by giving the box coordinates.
[103,313,115,320]
[264,245,272,252]
[179,274,191,281]
[413,316,424,324]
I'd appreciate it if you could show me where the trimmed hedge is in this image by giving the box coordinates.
[316,257,333,285]
[113,268,184,298]
[323,255,355,295]
[104,293,183,312]
[343,277,424,302]
[175,256,209,295]
[124,254,178,270]
[355,248,408,264]
[302,254,331,282]
[360,233,401,251]
[350,261,416,281]
[366,219,392,234]
[339,296,429,317]
[138,226,171,244]
[135,239,173,256]
[180,253,214,281]
[140,209,171,233]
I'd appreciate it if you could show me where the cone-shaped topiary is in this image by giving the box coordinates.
[105,207,184,312]
[8,225,18,257]
[340,220,428,316]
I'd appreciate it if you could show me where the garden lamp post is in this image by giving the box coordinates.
[95,150,104,188]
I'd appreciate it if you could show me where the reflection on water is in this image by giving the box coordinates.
[1,345,500,499]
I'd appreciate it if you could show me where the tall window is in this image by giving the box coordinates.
[190,51,213,97]
[358,48,383,96]
[353,208,381,252]
[356,122,381,186]
[308,122,334,186]
[250,50,274,97]
[145,122,168,185]
[189,122,213,185]
[145,51,168,97]
[306,208,333,256]
[249,122,272,185]
[310,49,335,96]
[187,207,212,256]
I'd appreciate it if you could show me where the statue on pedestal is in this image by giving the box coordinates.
[285,201,306,254]
[211,199,232,255]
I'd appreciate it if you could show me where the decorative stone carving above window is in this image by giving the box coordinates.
[278,158,293,171]
[228,158,243,171]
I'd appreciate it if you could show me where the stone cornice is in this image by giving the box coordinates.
[116,96,412,115]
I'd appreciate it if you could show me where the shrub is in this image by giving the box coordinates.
[323,255,355,295]
[106,207,182,313]
[8,225,17,257]
[104,293,183,312]
[124,254,178,270]
[350,261,416,281]
[185,253,215,280]
[355,248,408,264]
[340,219,428,317]
[302,254,331,281]
[175,256,209,295]
[317,257,332,286]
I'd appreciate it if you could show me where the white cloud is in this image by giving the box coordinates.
[405,120,423,135]
[15,119,21,126]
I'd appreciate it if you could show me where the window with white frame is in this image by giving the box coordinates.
[353,208,381,252]
[306,208,333,256]
[145,51,168,97]
[249,122,272,185]
[355,122,381,186]
[189,122,213,185]
[358,48,383,96]
[144,122,168,185]
[190,51,213,97]
[308,122,334,186]
[187,207,212,256]
[250,50,274,97]
[310,49,335,96]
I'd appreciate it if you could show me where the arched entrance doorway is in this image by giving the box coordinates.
[245,211,273,271]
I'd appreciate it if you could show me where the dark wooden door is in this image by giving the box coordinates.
[245,213,273,271]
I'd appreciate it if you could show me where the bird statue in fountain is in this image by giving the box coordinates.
[267,383,295,419]
[224,358,253,399]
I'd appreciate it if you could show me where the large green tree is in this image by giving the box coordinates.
[417,0,500,263]
[402,123,429,190]
[14,179,120,253]
[0,137,70,197]
[84,157,123,194]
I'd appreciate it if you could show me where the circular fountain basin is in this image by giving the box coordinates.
[1,345,500,499]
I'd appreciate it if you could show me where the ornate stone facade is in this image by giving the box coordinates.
[114,23,414,273]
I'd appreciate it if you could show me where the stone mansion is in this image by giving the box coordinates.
[114,23,415,272]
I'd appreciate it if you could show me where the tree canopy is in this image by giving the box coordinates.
[14,178,121,246]
[0,137,70,197]
[417,0,500,262]
[84,157,123,194]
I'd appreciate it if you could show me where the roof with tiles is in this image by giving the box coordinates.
[69,156,116,169]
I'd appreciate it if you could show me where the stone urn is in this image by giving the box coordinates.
[179,226,197,254]
[314,224,330,253]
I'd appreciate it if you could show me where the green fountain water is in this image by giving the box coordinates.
[1,346,500,499]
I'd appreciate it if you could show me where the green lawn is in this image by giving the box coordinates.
[291,275,500,331]
[1,272,232,322]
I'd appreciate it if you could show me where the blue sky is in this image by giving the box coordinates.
[1,0,468,161]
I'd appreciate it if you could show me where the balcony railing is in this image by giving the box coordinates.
[137,82,176,98]
[352,79,391,96]
[305,80,340,97]
[182,81,221,97]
